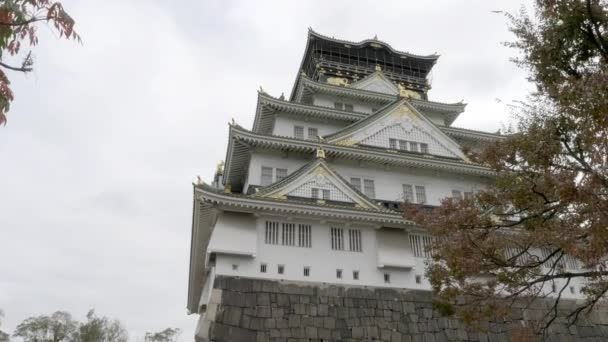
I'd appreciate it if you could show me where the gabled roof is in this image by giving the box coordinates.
[349,70,399,96]
[292,75,466,125]
[323,98,468,160]
[253,156,382,210]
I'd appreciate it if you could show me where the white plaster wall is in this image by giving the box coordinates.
[272,115,345,138]
[313,94,376,114]
[247,151,489,204]
[213,215,431,290]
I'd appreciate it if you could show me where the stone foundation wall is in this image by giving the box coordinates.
[195,276,608,342]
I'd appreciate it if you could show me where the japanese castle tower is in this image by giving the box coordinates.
[188,29,505,338]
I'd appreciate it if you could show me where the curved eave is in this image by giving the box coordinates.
[441,126,505,142]
[223,126,496,190]
[195,185,411,226]
[308,28,439,61]
[252,92,367,134]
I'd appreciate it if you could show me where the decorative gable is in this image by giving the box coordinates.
[254,157,380,209]
[324,99,467,160]
[349,71,399,96]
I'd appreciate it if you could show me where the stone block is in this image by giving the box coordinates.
[352,326,364,338]
[288,315,301,328]
[318,328,331,340]
[305,326,317,338]
[257,293,271,306]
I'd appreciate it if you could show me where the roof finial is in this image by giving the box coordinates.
[230,118,236,126]
[216,160,225,174]
[373,34,378,40]
[258,86,266,94]
[316,146,326,159]
[279,92,285,100]
[375,64,382,72]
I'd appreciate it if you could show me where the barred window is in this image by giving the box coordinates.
[415,275,422,284]
[353,270,359,280]
[415,185,427,204]
[464,191,474,200]
[278,264,284,274]
[322,189,330,200]
[294,126,304,139]
[403,184,414,202]
[389,138,397,149]
[384,273,391,283]
[398,140,408,151]
[336,269,343,279]
[265,221,280,245]
[344,103,354,112]
[348,229,362,252]
[307,127,318,140]
[350,177,362,191]
[420,143,429,154]
[330,227,344,250]
[260,263,267,273]
[452,190,463,200]
[334,102,343,109]
[261,166,273,186]
[281,223,296,246]
[409,141,419,152]
[410,234,433,258]
[303,266,310,277]
[311,188,319,199]
[363,179,375,198]
[298,224,312,248]
[275,168,288,182]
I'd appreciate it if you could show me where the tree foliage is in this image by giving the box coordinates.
[74,310,127,342]
[13,311,78,342]
[144,328,182,342]
[408,0,608,332]
[0,310,9,342]
[0,0,79,126]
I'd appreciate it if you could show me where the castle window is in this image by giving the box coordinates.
[330,227,344,250]
[312,188,319,199]
[275,168,288,182]
[452,190,463,200]
[403,184,414,202]
[353,270,359,280]
[261,166,273,186]
[384,273,391,283]
[336,269,343,279]
[278,264,285,275]
[334,102,343,109]
[260,263,267,273]
[420,143,429,154]
[281,223,296,246]
[350,177,362,191]
[363,179,375,198]
[298,224,312,248]
[303,266,310,277]
[344,103,354,112]
[415,275,422,284]
[348,229,362,252]
[389,139,397,149]
[294,126,304,139]
[464,192,474,200]
[322,189,330,200]
[409,141,419,152]
[415,185,427,204]
[410,234,433,258]
[398,140,408,151]
[307,127,318,140]
[570,286,575,294]
[232,264,238,271]
[265,221,280,245]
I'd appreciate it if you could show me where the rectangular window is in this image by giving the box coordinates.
[348,229,362,252]
[452,190,463,200]
[261,166,273,186]
[363,179,375,198]
[294,126,304,139]
[307,127,318,140]
[260,263,267,273]
[464,191,474,200]
[384,273,391,284]
[415,275,422,284]
[336,269,342,279]
[275,168,288,182]
[334,102,343,109]
[410,234,434,258]
[415,185,427,204]
[403,184,414,202]
[278,264,284,275]
[311,188,319,199]
[265,221,280,245]
[353,270,359,280]
[398,140,408,151]
[303,266,310,277]
[281,223,296,246]
[330,227,344,250]
[570,286,575,294]
[298,224,312,248]
[420,143,429,154]
[350,177,362,191]
[322,189,330,200]
[232,264,238,271]
[344,103,354,112]
[389,138,397,149]
[409,141,419,152]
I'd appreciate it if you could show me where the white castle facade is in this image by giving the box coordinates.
[187,30,586,338]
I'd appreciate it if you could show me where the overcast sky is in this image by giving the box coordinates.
[0,0,532,340]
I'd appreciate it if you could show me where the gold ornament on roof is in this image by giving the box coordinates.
[316,146,326,159]
[375,64,382,72]
[216,160,225,173]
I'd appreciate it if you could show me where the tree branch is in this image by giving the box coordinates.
[0,61,32,73]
